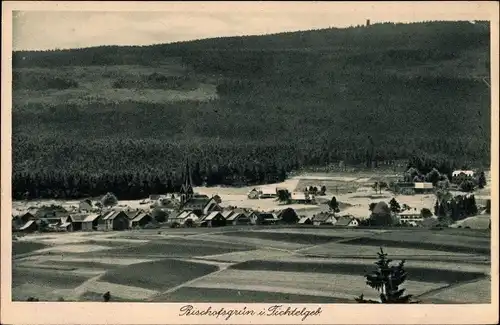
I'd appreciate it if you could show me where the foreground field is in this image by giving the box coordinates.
[12,226,491,303]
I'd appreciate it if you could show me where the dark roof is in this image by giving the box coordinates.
[183,198,210,208]
[336,216,354,226]
[125,210,141,219]
[70,214,88,222]
[258,213,275,219]
[313,212,335,222]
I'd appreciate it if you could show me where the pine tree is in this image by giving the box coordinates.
[356,248,415,304]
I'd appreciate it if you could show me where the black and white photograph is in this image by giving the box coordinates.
[1,1,498,324]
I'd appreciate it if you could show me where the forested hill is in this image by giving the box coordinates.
[12,21,491,200]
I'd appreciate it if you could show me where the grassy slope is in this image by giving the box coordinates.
[12,21,491,175]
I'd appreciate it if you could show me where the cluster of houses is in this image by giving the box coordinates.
[12,208,156,233]
[298,212,360,227]
[247,187,314,204]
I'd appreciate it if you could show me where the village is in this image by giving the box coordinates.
[12,163,491,235]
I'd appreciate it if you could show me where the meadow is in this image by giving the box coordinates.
[11,225,491,303]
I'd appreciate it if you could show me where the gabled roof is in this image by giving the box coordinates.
[226,211,246,221]
[259,187,276,195]
[204,211,223,221]
[132,212,151,222]
[313,212,335,222]
[125,210,141,220]
[183,198,210,208]
[298,216,312,224]
[102,210,126,220]
[19,220,36,230]
[336,216,355,226]
[221,210,234,219]
[70,214,88,222]
[84,214,101,222]
[173,210,196,220]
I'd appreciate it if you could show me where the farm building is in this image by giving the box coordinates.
[335,216,359,227]
[221,210,234,219]
[130,212,153,228]
[169,210,199,227]
[398,209,424,224]
[125,210,141,220]
[259,188,277,199]
[256,213,280,225]
[18,220,38,233]
[82,214,102,231]
[312,213,337,226]
[452,170,475,178]
[276,208,299,224]
[203,197,222,215]
[247,188,260,199]
[69,214,89,231]
[298,217,313,225]
[392,182,416,195]
[290,192,311,204]
[414,182,434,194]
[18,212,36,224]
[226,211,251,225]
[99,211,130,231]
[198,211,226,227]
[247,211,260,225]
[79,199,93,212]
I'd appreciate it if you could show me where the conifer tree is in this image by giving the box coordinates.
[356,248,415,304]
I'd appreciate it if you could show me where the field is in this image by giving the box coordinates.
[12,224,491,303]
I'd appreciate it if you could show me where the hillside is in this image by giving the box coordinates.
[11,21,491,199]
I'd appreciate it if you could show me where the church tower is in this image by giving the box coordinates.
[180,159,194,205]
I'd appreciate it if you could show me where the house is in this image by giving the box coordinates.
[169,210,199,227]
[130,212,153,228]
[212,194,222,204]
[182,197,221,216]
[257,213,280,225]
[290,192,311,204]
[226,211,251,225]
[198,211,226,227]
[202,197,222,216]
[18,220,38,233]
[82,214,101,231]
[335,216,359,227]
[79,199,93,212]
[259,188,277,199]
[248,211,260,225]
[99,210,130,231]
[312,212,337,226]
[19,212,36,224]
[398,209,424,224]
[247,188,260,199]
[221,210,234,220]
[414,182,434,194]
[452,170,475,178]
[68,214,89,231]
[298,216,313,225]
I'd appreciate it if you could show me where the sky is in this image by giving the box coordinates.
[10,2,493,51]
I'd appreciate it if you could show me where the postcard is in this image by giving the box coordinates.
[1,1,499,324]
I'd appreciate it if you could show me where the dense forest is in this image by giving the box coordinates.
[11,21,491,200]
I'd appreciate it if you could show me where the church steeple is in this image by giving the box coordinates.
[180,159,194,205]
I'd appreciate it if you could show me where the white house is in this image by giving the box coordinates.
[398,209,424,224]
[312,213,337,226]
[259,188,277,199]
[335,216,359,227]
[452,170,475,178]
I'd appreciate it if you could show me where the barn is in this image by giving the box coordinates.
[130,212,153,228]
[198,211,226,227]
[99,211,130,231]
